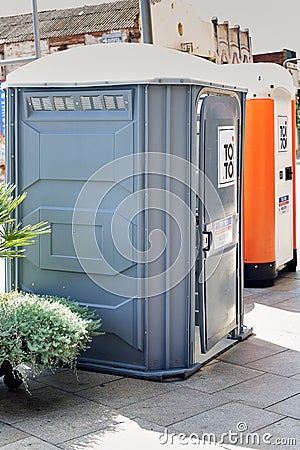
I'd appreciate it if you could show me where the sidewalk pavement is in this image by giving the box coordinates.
[0,271,300,450]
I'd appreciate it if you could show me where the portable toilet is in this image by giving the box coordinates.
[222,63,297,287]
[4,43,251,379]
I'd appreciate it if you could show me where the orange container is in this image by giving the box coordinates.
[221,63,297,286]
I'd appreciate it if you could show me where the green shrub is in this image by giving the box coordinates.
[0,184,102,389]
[0,291,101,380]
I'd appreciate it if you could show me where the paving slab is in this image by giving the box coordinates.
[0,423,28,447]
[13,401,119,445]
[243,290,300,306]
[269,278,300,293]
[245,303,300,352]
[168,402,283,443]
[218,337,286,365]
[38,369,122,393]
[266,393,300,420]
[129,417,166,434]
[274,296,300,312]
[280,271,300,280]
[0,257,298,450]
[254,417,300,450]
[243,289,254,299]
[243,299,255,314]
[0,436,61,449]
[246,350,300,377]
[0,386,88,425]
[76,376,180,409]
[182,361,263,393]
[57,417,240,450]
[58,416,165,450]
[118,386,229,426]
[221,373,300,408]
[0,379,44,401]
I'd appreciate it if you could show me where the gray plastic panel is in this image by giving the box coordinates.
[145,85,192,370]
[37,207,135,274]
[15,87,144,367]
[20,124,40,189]
[39,133,115,182]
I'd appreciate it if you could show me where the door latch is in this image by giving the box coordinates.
[285,166,293,181]
[202,231,212,251]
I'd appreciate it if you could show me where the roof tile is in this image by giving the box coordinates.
[0,0,141,43]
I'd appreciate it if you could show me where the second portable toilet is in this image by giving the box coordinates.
[4,43,251,379]
[222,63,297,286]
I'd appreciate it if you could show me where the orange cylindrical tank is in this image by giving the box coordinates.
[243,98,276,284]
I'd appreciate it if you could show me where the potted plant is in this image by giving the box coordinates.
[0,183,101,390]
[0,291,101,389]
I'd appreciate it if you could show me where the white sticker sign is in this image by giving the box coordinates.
[279,195,289,215]
[278,116,288,152]
[218,126,236,188]
[213,216,233,250]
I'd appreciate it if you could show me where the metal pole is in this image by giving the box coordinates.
[32,0,41,59]
[139,0,153,44]
[0,0,41,67]
[0,57,38,66]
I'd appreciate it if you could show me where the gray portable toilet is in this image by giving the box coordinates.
[4,43,251,379]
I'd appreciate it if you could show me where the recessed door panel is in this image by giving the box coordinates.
[197,93,241,353]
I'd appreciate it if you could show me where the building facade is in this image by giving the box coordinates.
[0,0,253,164]
[0,0,253,79]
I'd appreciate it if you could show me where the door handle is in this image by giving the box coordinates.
[202,231,212,251]
[285,166,293,181]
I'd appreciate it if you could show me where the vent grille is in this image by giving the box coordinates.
[103,95,116,110]
[116,95,126,109]
[31,97,53,111]
[29,93,129,112]
[103,95,127,110]
[80,95,103,110]
[53,97,65,111]
[53,96,75,111]
[80,96,92,110]
[65,97,75,110]
[41,97,53,111]
[92,96,103,110]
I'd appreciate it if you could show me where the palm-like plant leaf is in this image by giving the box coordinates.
[0,184,26,223]
[0,184,50,258]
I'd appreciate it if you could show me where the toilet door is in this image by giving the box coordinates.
[197,93,242,353]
